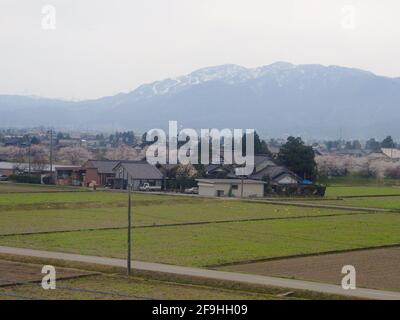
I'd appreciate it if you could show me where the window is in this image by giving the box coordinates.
[232,185,239,190]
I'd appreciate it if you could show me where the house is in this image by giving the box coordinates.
[226,155,301,185]
[0,162,18,176]
[1,161,79,186]
[249,165,301,185]
[312,146,324,156]
[196,179,266,198]
[253,155,277,173]
[381,148,400,159]
[55,166,85,186]
[4,136,23,147]
[267,145,281,156]
[0,161,65,177]
[333,149,366,157]
[113,161,164,190]
[53,159,164,188]
[57,139,81,148]
[204,164,232,178]
[82,160,119,187]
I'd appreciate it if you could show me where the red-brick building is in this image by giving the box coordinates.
[82,160,119,187]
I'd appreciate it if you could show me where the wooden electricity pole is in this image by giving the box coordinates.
[28,142,31,175]
[49,129,53,174]
[241,176,244,198]
[127,183,132,275]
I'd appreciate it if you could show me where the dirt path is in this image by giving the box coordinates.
[1,246,400,300]
[222,247,400,293]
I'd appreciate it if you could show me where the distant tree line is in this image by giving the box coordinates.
[109,131,137,147]
[324,136,396,151]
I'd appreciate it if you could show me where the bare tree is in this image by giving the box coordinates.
[175,164,198,192]
[57,147,93,165]
[105,145,141,161]
[385,165,400,179]
[316,154,400,179]
[6,147,27,172]
[30,145,48,171]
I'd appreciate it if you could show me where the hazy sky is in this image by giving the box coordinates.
[1,0,399,100]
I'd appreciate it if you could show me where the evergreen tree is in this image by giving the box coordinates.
[366,138,381,151]
[278,136,317,181]
[242,131,271,156]
[381,136,395,148]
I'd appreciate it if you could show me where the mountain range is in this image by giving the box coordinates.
[1,62,400,139]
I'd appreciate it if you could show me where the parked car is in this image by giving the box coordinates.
[0,175,8,181]
[139,183,162,192]
[184,187,198,194]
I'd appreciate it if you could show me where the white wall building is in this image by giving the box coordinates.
[196,179,265,198]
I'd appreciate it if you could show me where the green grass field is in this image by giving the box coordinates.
[310,196,400,210]
[0,190,135,206]
[325,186,400,198]
[319,176,400,187]
[0,182,84,193]
[0,183,360,235]
[2,213,399,267]
[1,183,400,268]
[0,201,358,235]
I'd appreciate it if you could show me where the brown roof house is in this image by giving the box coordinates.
[83,160,119,187]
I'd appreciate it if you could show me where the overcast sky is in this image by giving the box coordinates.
[1,0,399,100]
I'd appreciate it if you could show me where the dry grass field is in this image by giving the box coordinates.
[221,247,400,292]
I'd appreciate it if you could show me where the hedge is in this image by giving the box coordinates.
[8,175,41,184]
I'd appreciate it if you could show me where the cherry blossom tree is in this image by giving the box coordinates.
[57,147,93,165]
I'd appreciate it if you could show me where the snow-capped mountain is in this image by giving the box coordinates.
[1,62,400,138]
[131,62,296,99]
[130,62,377,99]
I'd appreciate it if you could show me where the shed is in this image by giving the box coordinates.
[196,179,266,198]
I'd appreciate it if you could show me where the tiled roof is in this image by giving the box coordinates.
[116,161,163,180]
[196,179,265,185]
[86,160,120,174]
[250,165,300,182]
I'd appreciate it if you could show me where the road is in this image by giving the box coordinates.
[1,246,400,300]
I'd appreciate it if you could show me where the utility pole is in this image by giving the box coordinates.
[49,129,53,175]
[28,141,31,175]
[241,176,244,198]
[127,183,132,275]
